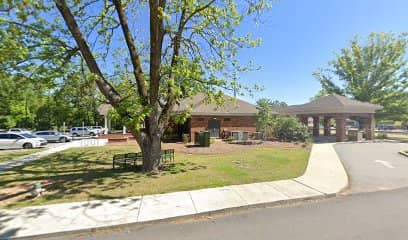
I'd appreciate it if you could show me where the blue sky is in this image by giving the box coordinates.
[237,0,408,105]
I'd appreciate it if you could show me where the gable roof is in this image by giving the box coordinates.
[173,93,258,116]
[278,94,383,115]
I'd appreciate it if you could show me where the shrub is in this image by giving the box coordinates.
[162,134,178,143]
[264,125,275,139]
[273,117,309,142]
[376,133,388,139]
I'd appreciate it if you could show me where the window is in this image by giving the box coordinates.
[224,118,231,121]
[21,134,35,138]
[9,134,21,139]
[0,134,8,139]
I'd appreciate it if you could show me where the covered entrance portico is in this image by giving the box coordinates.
[298,113,376,142]
[281,94,383,142]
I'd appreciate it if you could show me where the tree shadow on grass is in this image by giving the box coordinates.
[0,150,208,207]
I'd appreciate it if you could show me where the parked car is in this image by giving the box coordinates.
[0,133,47,149]
[86,126,104,134]
[8,128,32,134]
[0,129,6,133]
[70,127,99,137]
[345,119,359,130]
[33,131,73,143]
[377,124,394,130]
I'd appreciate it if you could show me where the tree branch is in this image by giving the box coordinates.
[112,0,148,104]
[54,0,122,106]
[149,0,164,107]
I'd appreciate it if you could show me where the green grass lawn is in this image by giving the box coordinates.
[386,133,408,142]
[376,132,408,142]
[0,145,310,208]
[0,149,44,163]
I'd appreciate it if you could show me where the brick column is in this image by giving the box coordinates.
[335,115,346,142]
[323,116,331,136]
[313,116,320,137]
[366,114,376,140]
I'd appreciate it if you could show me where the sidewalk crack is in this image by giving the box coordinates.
[188,192,198,213]
[293,179,327,195]
[136,195,143,221]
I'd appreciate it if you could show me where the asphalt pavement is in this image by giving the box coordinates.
[334,142,408,194]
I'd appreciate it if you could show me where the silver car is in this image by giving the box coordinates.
[33,131,72,143]
[86,126,104,135]
[8,128,32,134]
[0,133,47,149]
[70,127,98,137]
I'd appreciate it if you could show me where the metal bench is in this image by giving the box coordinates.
[113,149,175,169]
[125,152,143,165]
[112,154,127,169]
[160,149,174,164]
[113,152,143,169]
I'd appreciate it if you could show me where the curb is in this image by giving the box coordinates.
[25,193,334,240]
[331,143,352,195]
[399,150,408,157]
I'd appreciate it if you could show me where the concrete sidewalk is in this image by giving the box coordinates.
[0,143,348,239]
[0,139,108,171]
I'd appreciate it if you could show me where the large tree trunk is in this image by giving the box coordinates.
[140,131,161,172]
[130,110,162,172]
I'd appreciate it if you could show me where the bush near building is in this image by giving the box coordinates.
[273,117,310,142]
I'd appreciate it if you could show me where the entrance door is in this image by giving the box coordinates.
[208,119,221,138]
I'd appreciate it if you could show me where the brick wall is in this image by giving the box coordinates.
[190,115,256,142]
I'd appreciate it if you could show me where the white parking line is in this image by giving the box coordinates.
[374,160,395,169]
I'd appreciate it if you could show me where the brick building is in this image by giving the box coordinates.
[170,93,260,142]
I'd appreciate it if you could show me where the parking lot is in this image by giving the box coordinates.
[334,142,408,194]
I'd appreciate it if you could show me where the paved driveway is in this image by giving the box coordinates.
[334,142,408,194]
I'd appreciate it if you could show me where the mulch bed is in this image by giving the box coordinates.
[109,140,309,155]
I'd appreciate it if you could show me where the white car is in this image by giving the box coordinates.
[86,126,104,135]
[8,128,32,134]
[33,131,73,143]
[0,133,47,149]
[70,127,99,137]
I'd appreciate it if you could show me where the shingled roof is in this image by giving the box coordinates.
[278,94,383,115]
[173,93,258,116]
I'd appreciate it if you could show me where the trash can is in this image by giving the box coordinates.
[202,131,210,147]
[348,129,363,141]
[194,132,201,145]
[195,131,210,146]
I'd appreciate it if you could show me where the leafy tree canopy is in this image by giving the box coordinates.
[313,32,408,121]
[1,0,272,171]
[255,98,286,131]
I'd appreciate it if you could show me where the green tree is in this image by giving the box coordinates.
[314,32,408,121]
[54,0,270,171]
[2,0,271,171]
[255,98,286,132]
[256,98,274,131]
[273,117,309,142]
